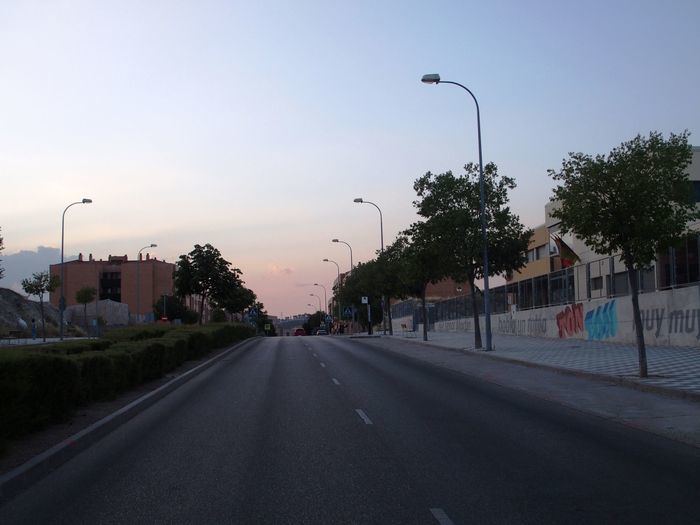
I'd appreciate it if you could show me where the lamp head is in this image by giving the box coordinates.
[353,198,363,203]
[323,258,329,262]
[332,238,339,243]
[421,73,441,84]
[150,243,158,248]
[82,198,93,204]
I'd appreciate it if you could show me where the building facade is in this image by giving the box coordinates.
[49,252,175,321]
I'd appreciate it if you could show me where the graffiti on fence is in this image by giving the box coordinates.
[497,313,547,337]
[584,300,617,340]
[556,303,583,338]
[640,307,700,339]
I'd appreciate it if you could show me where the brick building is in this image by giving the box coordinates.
[49,253,175,321]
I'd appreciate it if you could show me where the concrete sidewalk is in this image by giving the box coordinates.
[387,330,700,398]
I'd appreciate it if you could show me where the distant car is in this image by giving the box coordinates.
[293,328,306,336]
[315,329,328,336]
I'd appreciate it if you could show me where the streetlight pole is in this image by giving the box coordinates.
[136,243,157,324]
[313,283,327,315]
[331,239,353,270]
[59,198,92,340]
[309,293,322,315]
[421,73,492,352]
[323,258,341,323]
[354,197,391,335]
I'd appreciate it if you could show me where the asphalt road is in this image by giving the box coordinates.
[1,336,699,524]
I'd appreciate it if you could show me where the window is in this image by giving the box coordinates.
[591,276,603,291]
[536,244,547,260]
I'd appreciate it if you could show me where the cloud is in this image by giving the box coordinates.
[265,264,294,276]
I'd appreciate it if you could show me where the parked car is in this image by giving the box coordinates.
[293,328,306,336]
[315,329,328,335]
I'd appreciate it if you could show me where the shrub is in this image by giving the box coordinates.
[73,352,116,402]
[0,353,80,439]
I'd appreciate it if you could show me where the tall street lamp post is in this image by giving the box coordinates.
[136,243,157,324]
[310,293,322,321]
[421,73,492,351]
[323,258,341,322]
[60,198,93,340]
[353,197,391,335]
[331,239,353,270]
[313,283,327,315]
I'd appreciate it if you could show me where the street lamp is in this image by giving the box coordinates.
[59,198,93,340]
[331,238,353,270]
[136,243,157,324]
[421,73,492,351]
[309,293,322,314]
[353,198,384,251]
[323,258,341,321]
[313,283,327,315]
[354,197,391,335]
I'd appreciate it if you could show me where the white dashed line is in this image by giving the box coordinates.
[355,409,373,425]
[320,362,326,368]
[313,353,318,358]
[332,378,340,386]
[430,508,455,525]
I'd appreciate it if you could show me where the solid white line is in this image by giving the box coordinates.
[430,508,455,525]
[320,362,326,368]
[355,409,373,425]
[332,378,340,386]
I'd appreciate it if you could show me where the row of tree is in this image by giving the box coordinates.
[337,162,532,345]
[334,131,697,377]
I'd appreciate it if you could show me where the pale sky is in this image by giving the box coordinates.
[1,0,698,317]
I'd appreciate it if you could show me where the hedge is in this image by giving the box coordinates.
[0,323,256,442]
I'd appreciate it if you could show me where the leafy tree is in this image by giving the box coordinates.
[174,244,245,325]
[549,131,697,377]
[413,164,532,348]
[380,222,446,341]
[21,271,60,342]
[303,310,325,335]
[335,259,383,333]
[249,301,276,335]
[153,295,198,324]
[75,286,97,336]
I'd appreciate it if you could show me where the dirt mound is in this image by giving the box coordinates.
[0,287,59,334]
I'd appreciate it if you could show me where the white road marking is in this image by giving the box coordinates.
[430,508,455,525]
[320,362,326,368]
[332,378,340,386]
[355,409,373,425]
[313,353,318,358]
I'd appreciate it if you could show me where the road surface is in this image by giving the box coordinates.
[1,336,699,524]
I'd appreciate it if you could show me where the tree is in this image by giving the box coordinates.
[413,165,532,347]
[549,130,697,378]
[249,301,276,336]
[335,259,384,333]
[174,244,245,324]
[21,271,60,342]
[75,286,97,336]
[384,222,446,341]
[153,295,198,324]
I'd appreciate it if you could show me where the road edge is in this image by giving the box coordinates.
[0,336,261,505]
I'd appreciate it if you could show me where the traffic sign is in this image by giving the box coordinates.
[361,296,368,304]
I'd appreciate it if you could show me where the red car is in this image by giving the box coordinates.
[293,328,306,336]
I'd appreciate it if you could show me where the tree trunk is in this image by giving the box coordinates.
[199,295,205,325]
[627,262,648,378]
[84,303,89,336]
[387,296,394,335]
[469,276,482,349]
[39,296,46,342]
[421,286,428,341]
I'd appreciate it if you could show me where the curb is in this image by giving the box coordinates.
[389,336,700,403]
[0,337,260,505]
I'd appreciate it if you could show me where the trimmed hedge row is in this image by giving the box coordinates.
[0,323,255,440]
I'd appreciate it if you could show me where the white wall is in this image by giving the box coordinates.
[434,286,700,347]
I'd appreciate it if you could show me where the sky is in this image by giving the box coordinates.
[1,0,699,317]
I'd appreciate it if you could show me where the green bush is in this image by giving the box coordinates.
[0,353,80,439]
[0,323,255,444]
[73,353,116,402]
